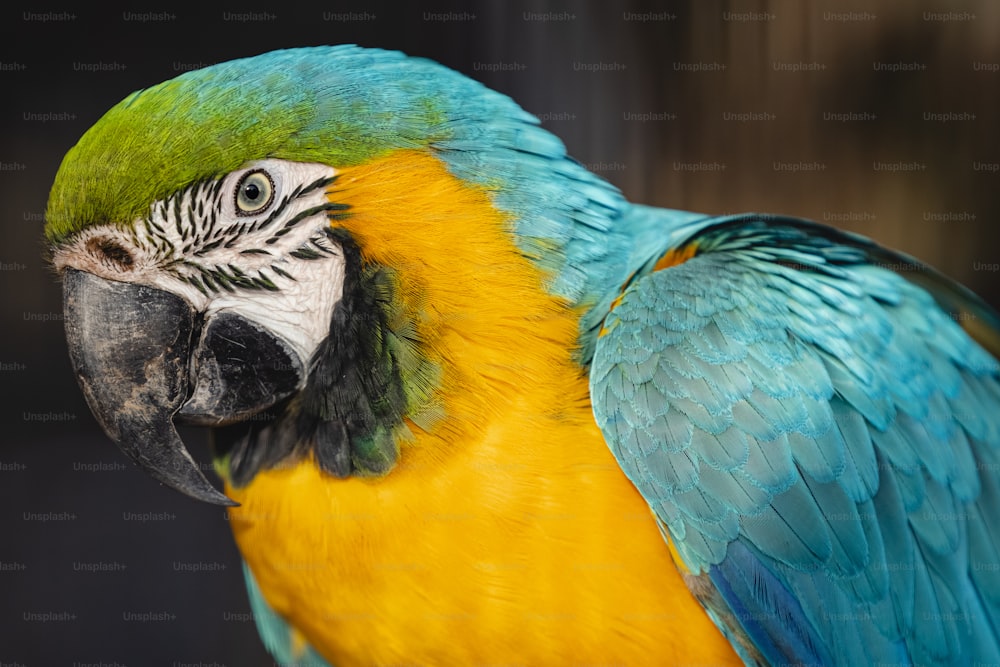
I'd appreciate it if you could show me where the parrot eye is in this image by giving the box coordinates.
[234,169,275,216]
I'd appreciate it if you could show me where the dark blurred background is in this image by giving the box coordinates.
[2,1,998,664]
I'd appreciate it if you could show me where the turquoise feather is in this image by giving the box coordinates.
[242,562,331,667]
[592,213,1000,665]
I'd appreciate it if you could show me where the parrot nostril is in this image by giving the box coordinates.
[86,237,135,271]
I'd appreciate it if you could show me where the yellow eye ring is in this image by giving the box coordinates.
[235,169,275,215]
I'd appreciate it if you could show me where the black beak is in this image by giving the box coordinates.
[63,269,237,506]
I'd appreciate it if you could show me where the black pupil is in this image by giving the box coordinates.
[244,182,261,201]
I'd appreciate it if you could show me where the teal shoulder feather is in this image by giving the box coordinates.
[591,212,1000,666]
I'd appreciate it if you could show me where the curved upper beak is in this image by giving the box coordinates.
[62,269,308,505]
[62,269,237,506]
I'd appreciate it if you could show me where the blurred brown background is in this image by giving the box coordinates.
[1,0,998,664]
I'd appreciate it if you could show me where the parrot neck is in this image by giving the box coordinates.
[328,148,588,455]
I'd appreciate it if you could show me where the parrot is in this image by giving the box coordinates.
[44,45,1000,667]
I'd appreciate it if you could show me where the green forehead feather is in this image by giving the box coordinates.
[45,46,449,243]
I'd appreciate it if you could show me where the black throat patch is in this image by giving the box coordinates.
[211,231,412,487]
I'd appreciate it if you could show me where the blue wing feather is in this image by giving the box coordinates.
[591,211,1000,665]
[710,540,833,666]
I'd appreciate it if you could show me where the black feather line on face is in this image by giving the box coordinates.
[210,231,408,486]
[299,230,407,477]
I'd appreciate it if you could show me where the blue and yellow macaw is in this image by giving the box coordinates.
[45,46,1000,666]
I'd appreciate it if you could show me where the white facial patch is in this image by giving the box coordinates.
[53,159,348,367]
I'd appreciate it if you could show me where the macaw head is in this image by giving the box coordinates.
[46,46,629,505]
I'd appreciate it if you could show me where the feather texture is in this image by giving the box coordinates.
[47,45,1000,667]
[592,213,1000,666]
